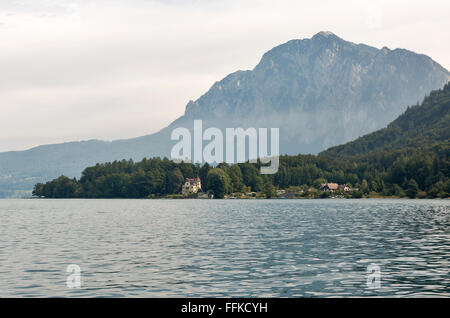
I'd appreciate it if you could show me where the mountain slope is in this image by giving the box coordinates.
[321,82,450,158]
[1,31,449,197]
[316,83,450,196]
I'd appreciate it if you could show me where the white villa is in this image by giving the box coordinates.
[182,178,202,196]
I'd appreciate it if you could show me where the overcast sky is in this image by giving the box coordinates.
[0,0,449,152]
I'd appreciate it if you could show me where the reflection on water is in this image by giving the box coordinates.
[0,199,448,297]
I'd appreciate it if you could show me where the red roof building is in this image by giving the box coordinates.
[320,183,339,191]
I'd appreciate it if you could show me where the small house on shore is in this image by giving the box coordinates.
[338,185,351,192]
[320,183,339,192]
[319,183,352,192]
[182,177,202,196]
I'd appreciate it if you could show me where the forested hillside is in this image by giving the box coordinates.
[323,82,450,157]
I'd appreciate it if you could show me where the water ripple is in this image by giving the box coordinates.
[0,199,449,297]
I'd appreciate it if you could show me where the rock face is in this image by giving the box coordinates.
[181,31,450,154]
[0,31,449,197]
[321,82,450,158]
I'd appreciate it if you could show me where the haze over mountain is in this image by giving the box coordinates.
[1,31,449,197]
[322,82,450,158]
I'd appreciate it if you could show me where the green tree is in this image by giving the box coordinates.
[32,183,45,197]
[361,179,369,194]
[263,179,276,198]
[313,178,326,188]
[53,176,78,198]
[206,168,231,199]
[199,163,211,186]
[406,179,419,198]
[351,191,363,199]
[166,168,184,194]
[229,165,244,192]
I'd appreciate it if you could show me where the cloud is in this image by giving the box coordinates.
[0,0,449,151]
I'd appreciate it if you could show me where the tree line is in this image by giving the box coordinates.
[32,149,449,199]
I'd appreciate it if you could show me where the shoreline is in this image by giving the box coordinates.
[12,196,449,200]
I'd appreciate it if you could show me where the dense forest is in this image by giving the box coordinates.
[33,84,450,199]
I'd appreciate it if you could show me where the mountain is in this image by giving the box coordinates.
[321,82,450,158]
[1,31,449,197]
[180,31,449,151]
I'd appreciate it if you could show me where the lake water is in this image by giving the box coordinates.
[0,199,449,297]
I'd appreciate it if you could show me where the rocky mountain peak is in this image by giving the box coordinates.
[181,32,449,154]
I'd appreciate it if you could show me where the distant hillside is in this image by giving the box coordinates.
[321,82,450,158]
[1,31,450,197]
[316,83,450,198]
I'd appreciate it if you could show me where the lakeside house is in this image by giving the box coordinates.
[182,177,202,196]
[319,183,352,192]
[320,183,339,192]
[338,185,351,192]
